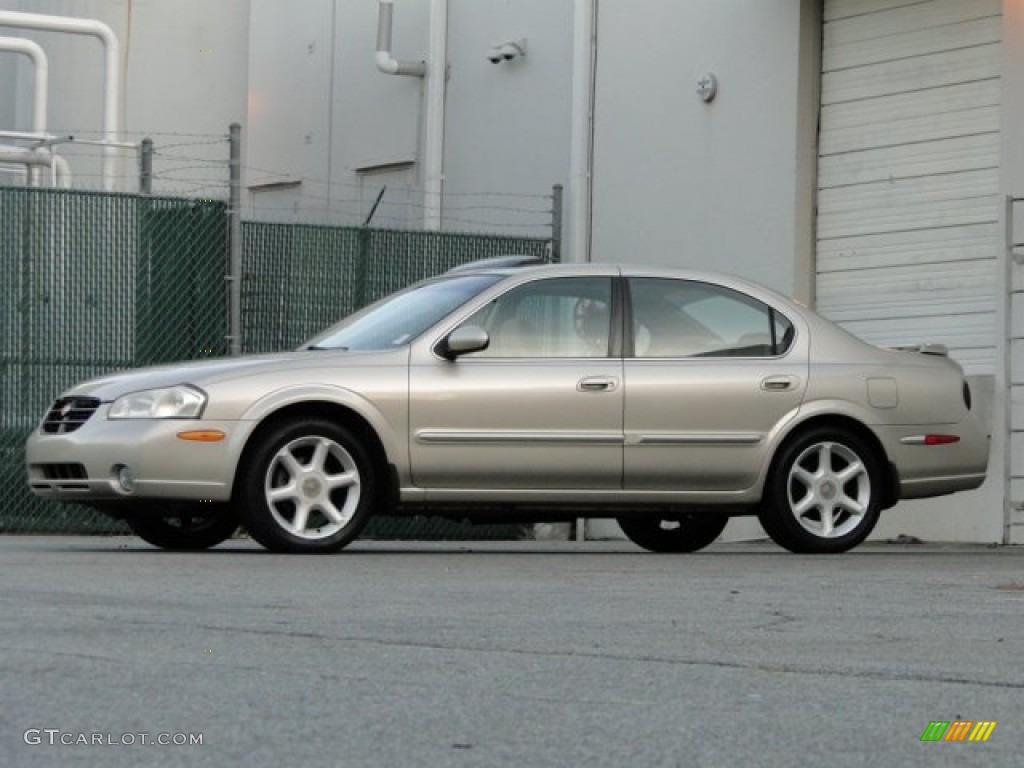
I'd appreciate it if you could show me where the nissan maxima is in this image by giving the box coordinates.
[26,261,989,554]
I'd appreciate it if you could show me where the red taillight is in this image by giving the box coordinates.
[924,434,960,446]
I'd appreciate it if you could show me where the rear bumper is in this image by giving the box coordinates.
[898,472,987,500]
[875,417,990,501]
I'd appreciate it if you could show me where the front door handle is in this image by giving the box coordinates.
[578,376,618,392]
[761,375,796,392]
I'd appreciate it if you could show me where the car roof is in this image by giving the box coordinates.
[443,257,806,314]
[445,255,547,274]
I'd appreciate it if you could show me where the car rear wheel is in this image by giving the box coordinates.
[759,427,882,554]
[617,512,729,553]
[126,503,238,550]
[239,419,377,553]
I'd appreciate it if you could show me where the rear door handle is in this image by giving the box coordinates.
[761,375,796,392]
[578,376,618,392]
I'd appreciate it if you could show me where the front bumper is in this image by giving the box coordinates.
[25,404,243,502]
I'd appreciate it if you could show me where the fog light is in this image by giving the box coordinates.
[116,465,137,493]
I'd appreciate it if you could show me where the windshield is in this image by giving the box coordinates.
[304,273,504,351]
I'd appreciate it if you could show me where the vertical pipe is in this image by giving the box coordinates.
[551,184,563,263]
[423,0,447,230]
[375,0,427,76]
[99,27,120,191]
[0,38,47,136]
[139,137,153,195]
[568,0,597,263]
[0,37,48,185]
[1003,195,1015,545]
[0,12,121,191]
[228,124,242,356]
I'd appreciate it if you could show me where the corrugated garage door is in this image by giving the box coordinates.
[816,0,1002,374]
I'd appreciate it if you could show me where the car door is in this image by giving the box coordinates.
[409,273,624,491]
[623,277,807,492]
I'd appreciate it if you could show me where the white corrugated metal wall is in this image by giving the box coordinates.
[816,0,1002,375]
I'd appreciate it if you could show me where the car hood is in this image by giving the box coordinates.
[64,349,407,401]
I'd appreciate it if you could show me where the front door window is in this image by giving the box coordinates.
[461,277,613,358]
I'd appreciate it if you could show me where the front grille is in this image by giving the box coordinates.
[41,397,101,434]
[37,463,89,480]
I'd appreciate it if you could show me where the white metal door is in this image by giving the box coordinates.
[816,0,1002,375]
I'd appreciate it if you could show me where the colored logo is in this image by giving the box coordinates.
[920,721,996,742]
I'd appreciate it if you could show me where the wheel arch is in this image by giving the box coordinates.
[231,397,398,508]
[763,412,899,510]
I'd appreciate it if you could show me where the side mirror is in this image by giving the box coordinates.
[439,325,489,360]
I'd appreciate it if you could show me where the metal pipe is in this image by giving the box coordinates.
[228,123,242,357]
[139,137,153,195]
[0,165,27,183]
[0,145,55,166]
[568,0,597,263]
[0,130,62,142]
[375,0,426,77]
[0,36,48,185]
[0,10,121,191]
[49,151,71,188]
[0,144,72,187]
[0,133,138,150]
[0,37,47,134]
[1003,195,1015,545]
[422,0,447,229]
[551,184,563,263]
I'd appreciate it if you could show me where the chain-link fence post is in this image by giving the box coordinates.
[139,137,153,195]
[551,183,563,263]
[356,226,371,310]
[228,123,242,356]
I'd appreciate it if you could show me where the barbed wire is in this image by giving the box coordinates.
[153,151,226,165]
[45,129,228,140]
[3,170,552,227]
[1,129,557,233]
[18,137,555,195]
[152,138,228,152]
[155,164,228,177]
[240,189,551,231]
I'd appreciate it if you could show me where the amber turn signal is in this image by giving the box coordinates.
[176,430,226,442]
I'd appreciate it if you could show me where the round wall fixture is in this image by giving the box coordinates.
[697,73,718,103]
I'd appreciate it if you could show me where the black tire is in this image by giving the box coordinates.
[238,418,377,553]
[758,427,882,554]
[617,512,729,553]
[126,503,238,551]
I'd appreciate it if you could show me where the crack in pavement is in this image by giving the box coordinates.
[116,620,1024,691]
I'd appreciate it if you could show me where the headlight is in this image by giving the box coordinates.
[108,385,206,420]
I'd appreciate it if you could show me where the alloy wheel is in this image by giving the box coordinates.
[264,435,362,540]
[785,441,871,539]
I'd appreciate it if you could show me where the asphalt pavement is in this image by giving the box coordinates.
[1,536,1022,767]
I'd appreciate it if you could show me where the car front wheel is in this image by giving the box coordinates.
[759,427,882,554]
[239,419,377,553]
[617,512,729,553]
[125,503,239,550]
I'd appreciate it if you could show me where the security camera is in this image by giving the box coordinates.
[487,39,526,64]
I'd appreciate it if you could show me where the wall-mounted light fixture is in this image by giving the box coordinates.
[697,72,718,102]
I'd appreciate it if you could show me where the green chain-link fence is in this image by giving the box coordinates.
[1,188,229,533]
[1,187,551,539]
[242,224,550,354]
